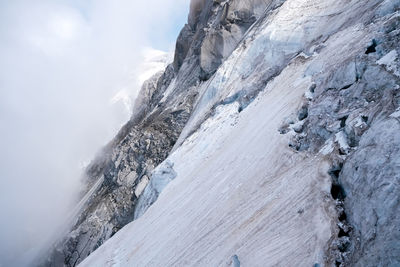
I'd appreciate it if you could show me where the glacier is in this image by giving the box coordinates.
[42,0,400,266]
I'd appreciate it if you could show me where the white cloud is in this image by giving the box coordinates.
[0,0,189,265]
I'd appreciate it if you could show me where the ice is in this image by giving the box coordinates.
[335,131,350,154]
[78,0,398,266]
[377,50,399,77]
[80,42,334,267]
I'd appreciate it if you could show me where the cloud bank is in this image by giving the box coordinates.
[0,0,189,265]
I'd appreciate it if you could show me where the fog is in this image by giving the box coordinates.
[0,0,189,265]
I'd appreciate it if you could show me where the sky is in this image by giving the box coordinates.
[0,0,190,265]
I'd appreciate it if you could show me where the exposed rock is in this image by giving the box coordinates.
[341,119,400,266]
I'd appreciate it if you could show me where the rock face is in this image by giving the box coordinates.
[45,0,399,266]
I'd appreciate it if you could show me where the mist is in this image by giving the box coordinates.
[0,0,189,265]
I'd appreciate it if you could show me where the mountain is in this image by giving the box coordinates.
[45,0,400,266]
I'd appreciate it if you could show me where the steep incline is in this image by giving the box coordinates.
[43,0,279,266]
[80,0,400,266]
[82,56,336,266]
[48,0,399,266]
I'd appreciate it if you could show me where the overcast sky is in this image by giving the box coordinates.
[0,0,190,265]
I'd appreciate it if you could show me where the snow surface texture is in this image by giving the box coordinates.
[43,1,280,265]
[80,0,400,266]
[82,57,335,266]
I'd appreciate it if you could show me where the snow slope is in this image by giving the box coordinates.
[78,0,400,266]
[81,56,335,267]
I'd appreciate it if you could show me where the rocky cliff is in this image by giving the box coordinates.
[45,0,399,266]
